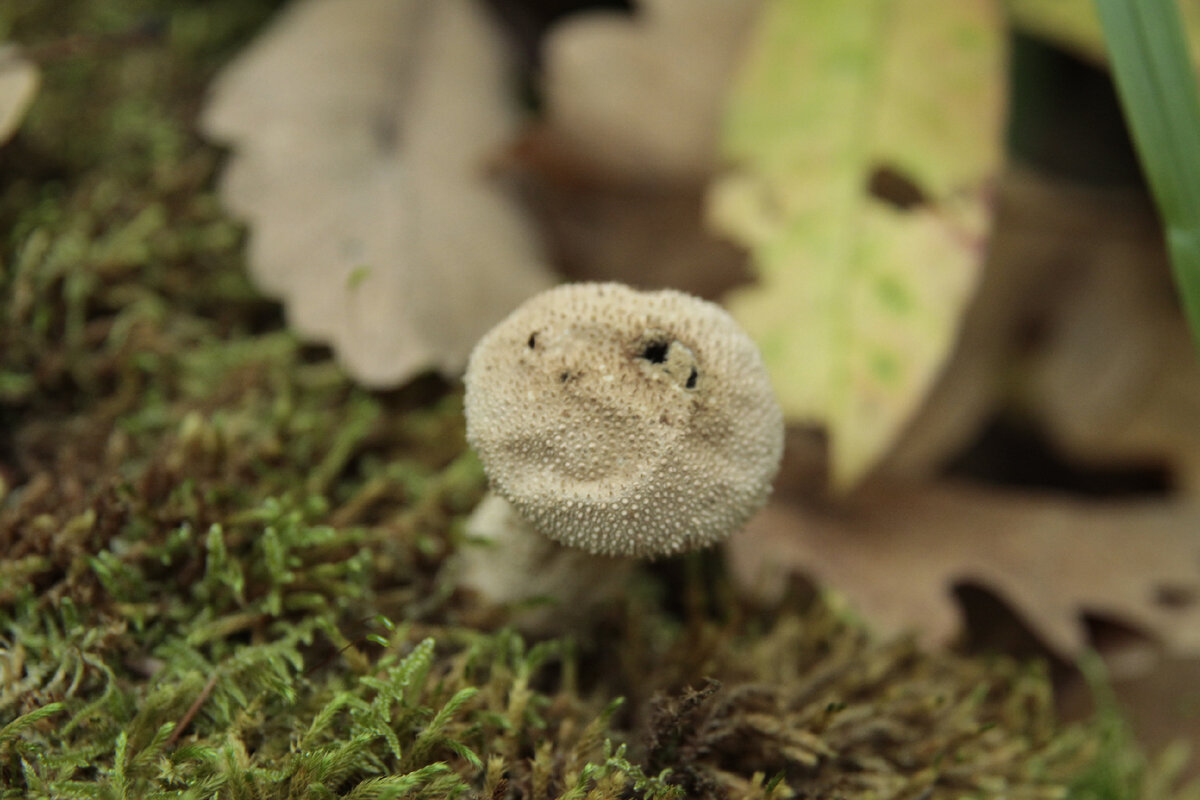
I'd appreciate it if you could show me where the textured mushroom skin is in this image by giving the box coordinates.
[464,282,784,557]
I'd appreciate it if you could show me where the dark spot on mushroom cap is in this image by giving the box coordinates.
[641,340,670,364]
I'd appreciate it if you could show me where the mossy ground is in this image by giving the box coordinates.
[0,2,1188,798]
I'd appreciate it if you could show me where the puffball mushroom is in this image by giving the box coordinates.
[463,282,783,558]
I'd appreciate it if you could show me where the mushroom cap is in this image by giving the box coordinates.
[463,282,784,558]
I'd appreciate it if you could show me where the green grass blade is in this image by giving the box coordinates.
[1097,0,1200,355]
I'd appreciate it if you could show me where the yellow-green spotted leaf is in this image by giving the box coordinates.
[710,0,1005,489]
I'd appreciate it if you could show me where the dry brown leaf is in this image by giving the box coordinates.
[729,484,1200,659]
[0,45,39,145]
[511,0,760,298]
[540,0,762,183]
[202,0,553,387]
[1020,225,1200,493]
[885,169,1200,492]
[517,155,751,300]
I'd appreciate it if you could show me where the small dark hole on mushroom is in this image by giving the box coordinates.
[527,332,537,349]
[641,340,670,364]
[686,367,698,389]
[560,371,570,383]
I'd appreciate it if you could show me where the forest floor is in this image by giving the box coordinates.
[0,2,1186,798]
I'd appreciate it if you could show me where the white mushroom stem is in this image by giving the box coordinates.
[456,492,635,632]
[456,282,783,628]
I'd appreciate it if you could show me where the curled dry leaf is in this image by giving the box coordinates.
[518,0,760,298]
[540,0,762,183]
[522,165,751,301]
[202,0,553,387]
[1018,218,1200,493]
[0,45,39,145]
[709,0,1006,490]
[886,169,1200,494]
[729,484,1200,661]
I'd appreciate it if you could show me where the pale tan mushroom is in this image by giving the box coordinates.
[463,282,783,558]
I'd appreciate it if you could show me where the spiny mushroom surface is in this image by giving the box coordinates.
[463,282,784,557]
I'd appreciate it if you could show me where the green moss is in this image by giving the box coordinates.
[0,1,1193,798]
